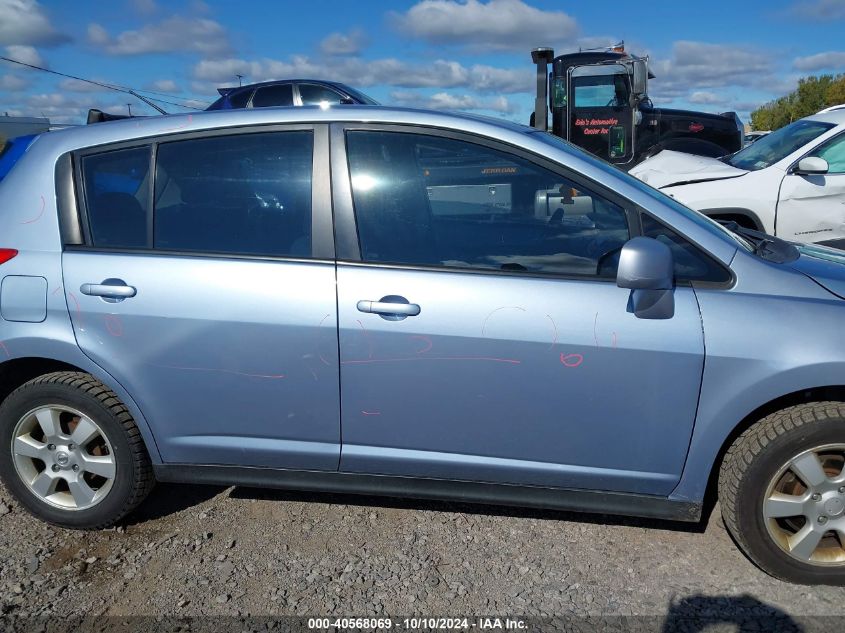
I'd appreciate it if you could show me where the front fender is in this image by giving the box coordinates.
[672,265,845,502]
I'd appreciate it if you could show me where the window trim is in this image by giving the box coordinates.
[331,122,732,286]
[67,123,334,262]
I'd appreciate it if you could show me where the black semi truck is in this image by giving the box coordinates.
[530,46,743,167]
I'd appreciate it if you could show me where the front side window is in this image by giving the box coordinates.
[347,131,630,278]
[82,146,150,248]
[251,84,294,108]
[641,214,731,283]
[154,131,313,257]
[811,133,845,174]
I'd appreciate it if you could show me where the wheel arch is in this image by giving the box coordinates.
[0,350,162,463]
[699,208,765,231]
[676,384,845,514]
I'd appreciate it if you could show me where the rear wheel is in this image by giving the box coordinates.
[0,372,153,529]
[719,402,845,585]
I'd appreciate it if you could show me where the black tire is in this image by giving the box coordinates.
[0,371,154,529]
[719,402,845,585]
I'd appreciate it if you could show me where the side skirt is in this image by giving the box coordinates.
[154,464,702,523]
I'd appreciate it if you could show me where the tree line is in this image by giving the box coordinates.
[751,73,845,131]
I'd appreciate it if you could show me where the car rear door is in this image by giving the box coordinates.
[61,124,341,470]
[331,124,710,495]
[777,132,845,244]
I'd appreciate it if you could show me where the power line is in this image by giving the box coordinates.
[0,56,205,111]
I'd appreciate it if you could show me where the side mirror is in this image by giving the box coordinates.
[794,156,829,175]
[631,59,648,96]
[617,237,675,319]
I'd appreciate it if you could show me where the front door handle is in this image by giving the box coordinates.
[357,298,421,317]
[80,280,137,299]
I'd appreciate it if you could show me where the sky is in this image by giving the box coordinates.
[0,0,844,126]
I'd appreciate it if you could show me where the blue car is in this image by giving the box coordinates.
[0,134,38,182]
[206,79,379,110]
[0,106,844,585]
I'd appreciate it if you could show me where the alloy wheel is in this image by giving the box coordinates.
[763,444,845,565]
[11,405,116,511]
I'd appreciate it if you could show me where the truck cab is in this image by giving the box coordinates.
[532,46,743,167]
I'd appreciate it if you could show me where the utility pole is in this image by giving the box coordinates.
[236,74,243,87]
[127,103,132,116]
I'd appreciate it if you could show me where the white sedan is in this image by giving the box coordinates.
[631,108,845,248]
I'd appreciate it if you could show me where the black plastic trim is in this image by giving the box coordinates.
[329,123,360,260]
[154,464,702,522]
[54,153,83,245]
[311,125,335,260]
[62,245,334,266]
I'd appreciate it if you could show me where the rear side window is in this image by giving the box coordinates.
[81,146,150,248]
[299,84,345,106]
[641,213,730,283]
[251,84,294,108]
[153,131,313,257]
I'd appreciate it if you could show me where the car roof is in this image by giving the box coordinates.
[804,108,845,126]
[32,106,532,155]
[219,79,351,95]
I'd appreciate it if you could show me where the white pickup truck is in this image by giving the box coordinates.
[630,108,845,248]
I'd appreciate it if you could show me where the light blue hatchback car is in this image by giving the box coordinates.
[1,106,844,585]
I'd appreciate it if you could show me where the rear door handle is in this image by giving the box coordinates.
[80,281,137,299]
[357,300,421,317]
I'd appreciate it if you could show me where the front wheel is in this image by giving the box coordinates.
[719,402,845,585]
[0,372,154,529]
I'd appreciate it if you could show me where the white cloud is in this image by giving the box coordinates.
[0,73,27,90]
[787,0,845,20]
[145,79,181,93]
[648,41,774,103]
[793,51,845,71]
[391,90,518,114]
[689,91,727,105]
[4,44,44,67]
[0,0,69,46]
[391,0,578,51]
[87,16,231,56]
[320,29,368,56]
[192,55,530,96]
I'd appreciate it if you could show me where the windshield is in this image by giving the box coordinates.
[726,120,834,171]
[573,75,629,108]
[340,85,380,105]
[529,129,753,251]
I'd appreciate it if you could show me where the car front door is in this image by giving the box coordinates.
[777,132,845,244]
[61,125,341,470]
[332,125,710,495]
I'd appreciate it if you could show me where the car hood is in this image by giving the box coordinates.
[629,150,748,189]
[790,243,845,299]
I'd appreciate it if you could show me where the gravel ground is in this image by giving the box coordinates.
[1,480,843,630]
